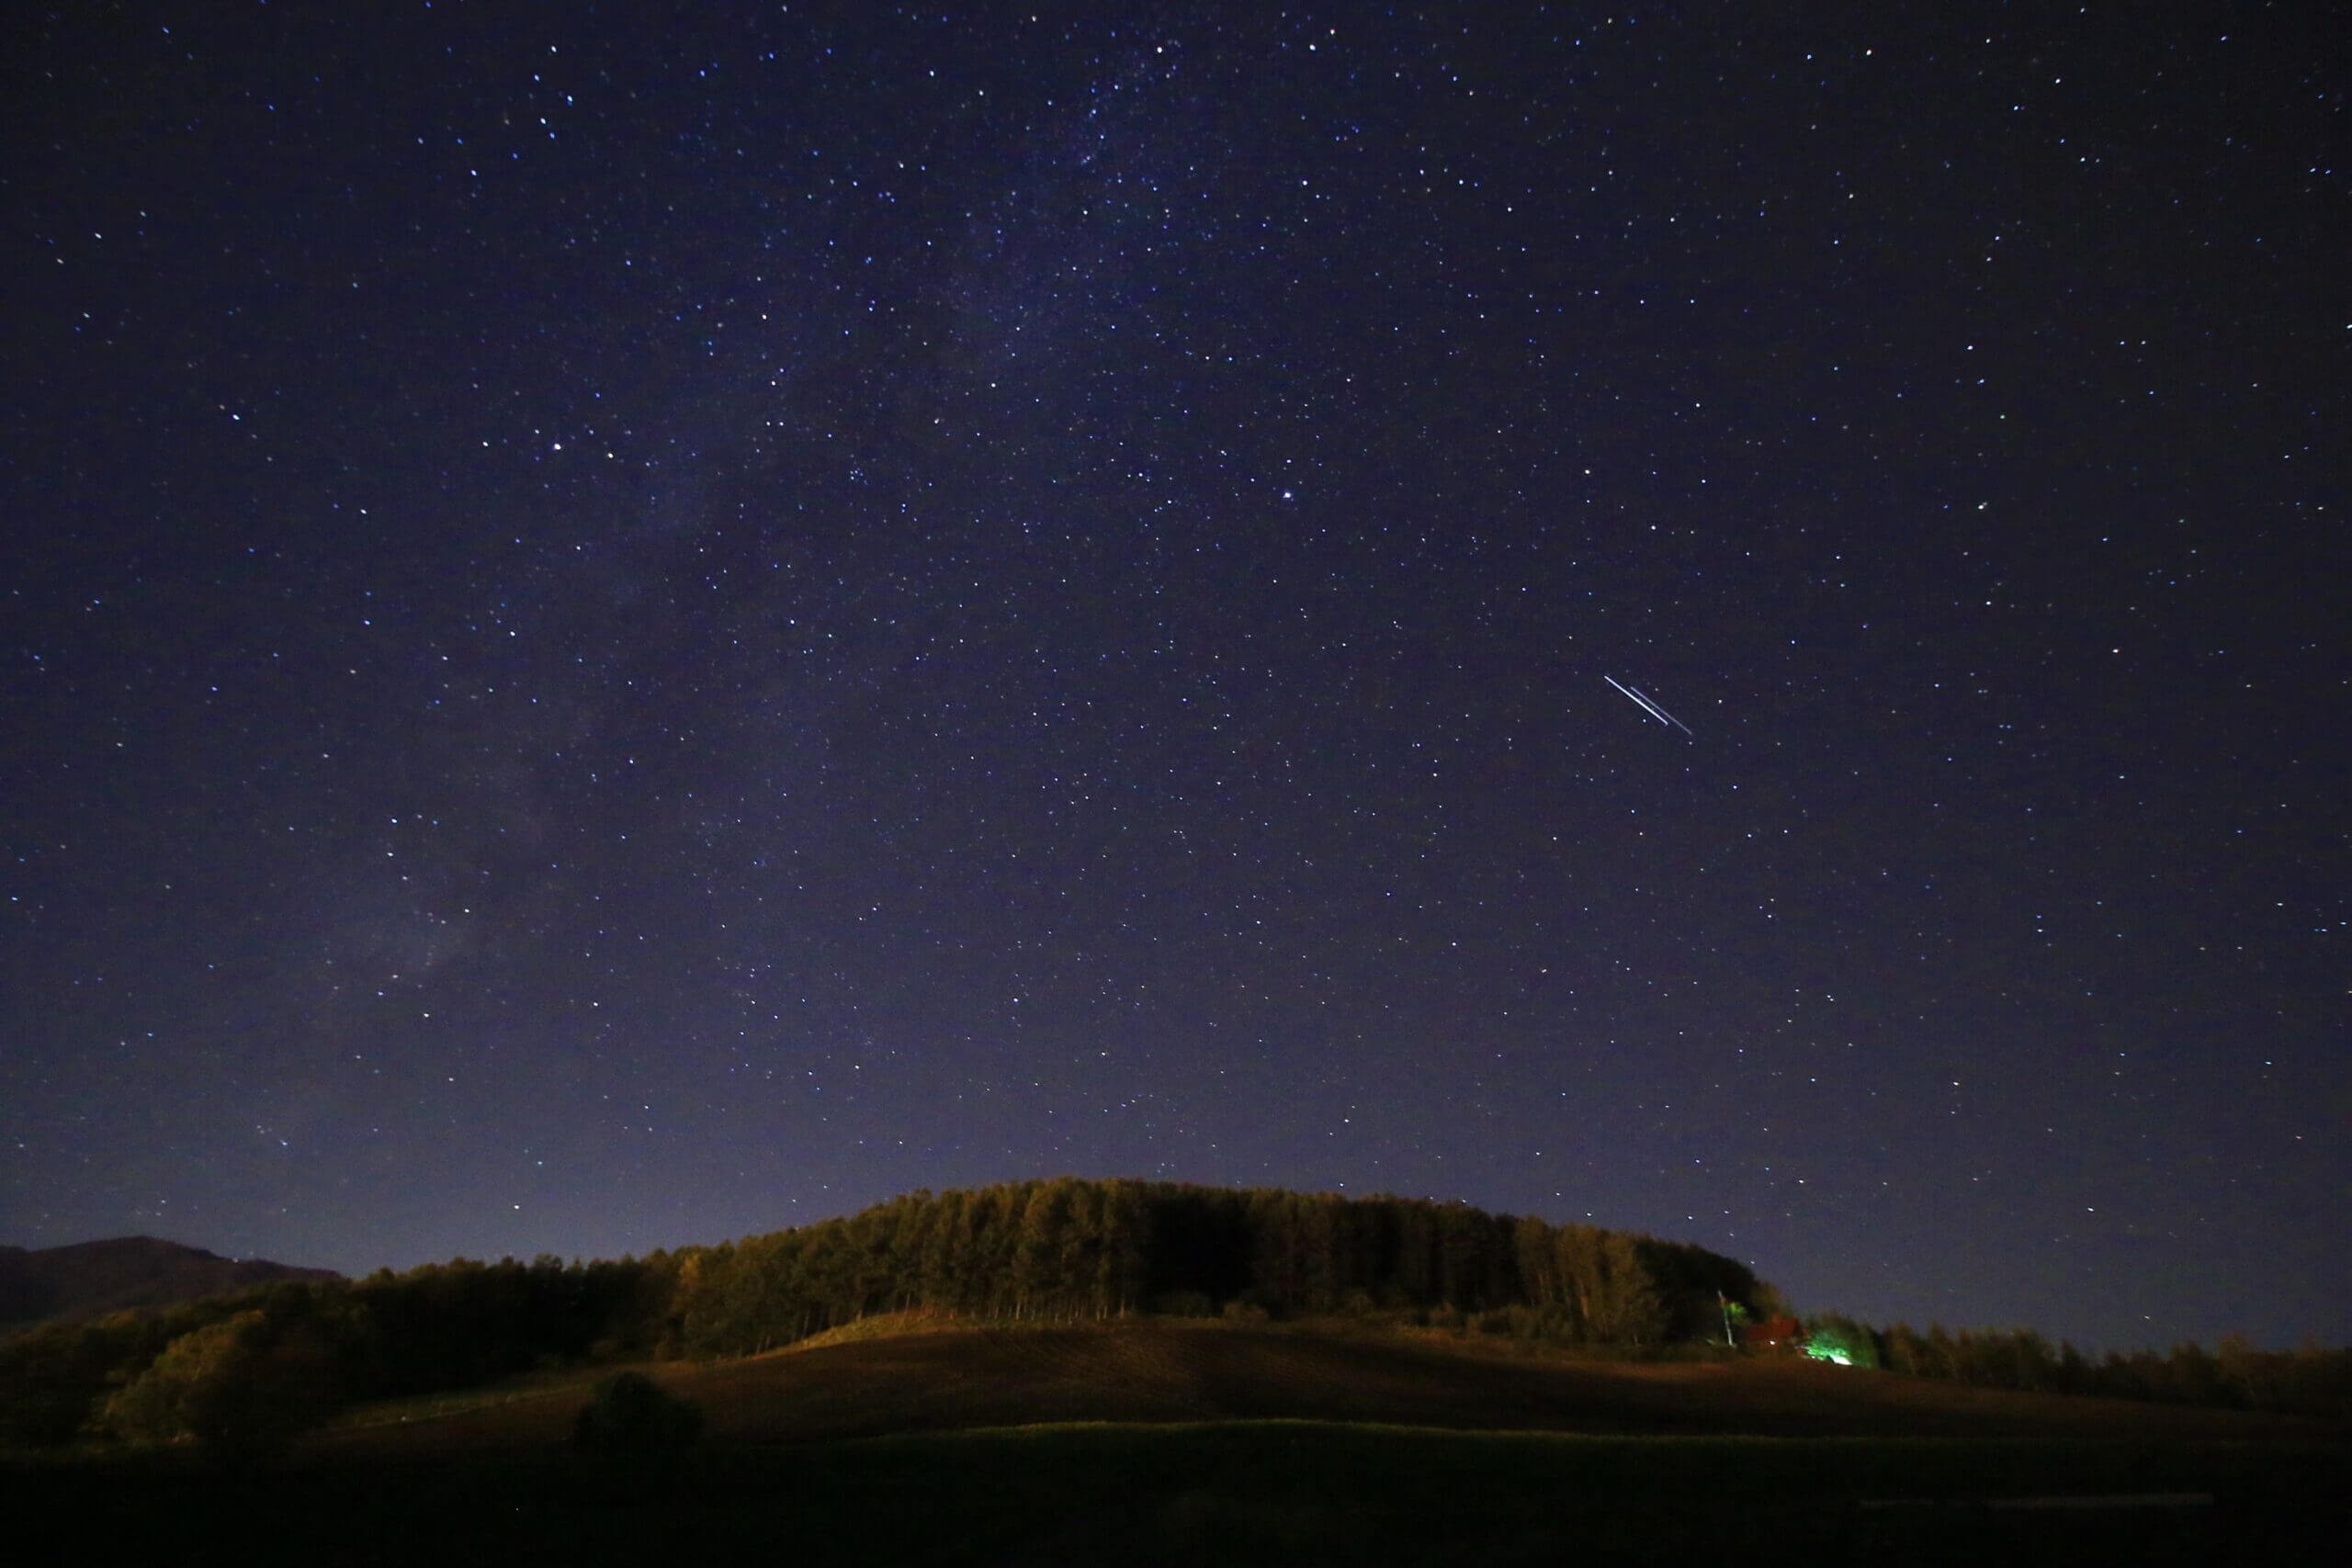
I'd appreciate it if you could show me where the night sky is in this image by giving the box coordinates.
[5,3,2344,1354]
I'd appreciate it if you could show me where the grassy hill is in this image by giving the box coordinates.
[320,1314,2346,1455]
[8,1190,2341,1562]
[15,1314,2348,1565]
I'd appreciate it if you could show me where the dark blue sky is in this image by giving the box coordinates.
[4,1,2344,1352]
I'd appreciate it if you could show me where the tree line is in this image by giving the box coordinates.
[661,1179,1761,1355]
[7,1179,2343,1456]
[0,1252,658,1451]
[0,1179,1759,1452]
[1800,1313,2352,1420]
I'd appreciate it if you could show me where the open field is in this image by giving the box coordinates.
[9,1319,2346,1565]
[319,1314,2350,1452]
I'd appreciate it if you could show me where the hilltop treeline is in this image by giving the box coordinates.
[664,1179,1757,1354]
[1801,1313,2352,1420]
[0,1180,1754,1450]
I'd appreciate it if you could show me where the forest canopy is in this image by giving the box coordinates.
[659,1179,1757,1354]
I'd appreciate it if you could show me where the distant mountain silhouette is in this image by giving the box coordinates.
[0,1236,341,1326]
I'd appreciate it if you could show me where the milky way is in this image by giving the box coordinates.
[3,2,2343,1351]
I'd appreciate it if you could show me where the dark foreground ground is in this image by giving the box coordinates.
[6,1324,2345,1565]
[5,1420,2346,1567]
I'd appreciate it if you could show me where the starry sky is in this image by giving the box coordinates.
[4,2,2344,1354]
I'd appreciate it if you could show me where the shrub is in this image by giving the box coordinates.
[102,1310,339,1464]
[571,1371,703,1457]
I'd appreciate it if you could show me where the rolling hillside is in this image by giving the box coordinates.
[321,1315,2344,1457]
[19,1314,2346,1566]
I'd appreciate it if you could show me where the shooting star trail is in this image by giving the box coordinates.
[1627,683,1695,737]
[1634,686,1695,737]
[1604,675,1666,723]
[1605,676,1695,737]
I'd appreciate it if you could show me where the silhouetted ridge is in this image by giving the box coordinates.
[0,1236,341,1326]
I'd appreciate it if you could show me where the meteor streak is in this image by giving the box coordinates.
[1604,675,1666,723]
[1605,675,1694,737]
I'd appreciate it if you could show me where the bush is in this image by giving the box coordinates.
[103,1310,339,1464]
[571,1371,703,1457]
